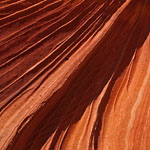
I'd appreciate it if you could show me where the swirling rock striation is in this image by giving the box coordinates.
[0,0,150,149]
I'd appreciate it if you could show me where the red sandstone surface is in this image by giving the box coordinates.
[0,0,150,149]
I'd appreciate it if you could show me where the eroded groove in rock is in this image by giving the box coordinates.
[0,0,150,149]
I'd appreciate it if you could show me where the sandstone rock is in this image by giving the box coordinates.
[0,0,149,149]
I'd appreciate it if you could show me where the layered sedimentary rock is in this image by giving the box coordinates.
[0,0,150,149]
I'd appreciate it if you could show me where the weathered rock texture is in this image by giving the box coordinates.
[0,0,150,149]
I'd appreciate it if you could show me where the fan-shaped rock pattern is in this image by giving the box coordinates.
[0,0,150,149]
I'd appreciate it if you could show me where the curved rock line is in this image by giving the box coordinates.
[0,0,150,149]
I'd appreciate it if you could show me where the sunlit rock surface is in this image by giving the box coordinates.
[0,0,150,149]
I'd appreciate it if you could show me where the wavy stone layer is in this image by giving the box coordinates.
[0,0,150,149]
